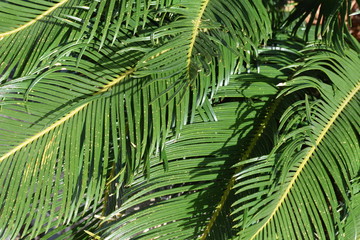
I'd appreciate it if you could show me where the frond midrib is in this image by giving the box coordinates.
[200,97,281,239]
[187,0,210,70]
[0,0,70,39]
[0,68,135,163]
[249,81,360,240]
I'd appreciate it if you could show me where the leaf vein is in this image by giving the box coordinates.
[0,0,70,39]
[249,81,360,240]
[0,69,134,163]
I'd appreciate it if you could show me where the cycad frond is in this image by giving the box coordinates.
[0,0,172,82]
[0,48,134,239]
[0,0,70,37]
[1,0,359,239]
[283,0,358,51]
[0,25,193,238]
[232,47,360,239]
[197,37,306,239]
[133,0,271,91]
[0,0,270,234]
[0,0,84,82]
[92,100,267,239]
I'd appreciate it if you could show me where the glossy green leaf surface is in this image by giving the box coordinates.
[0,0,359,239]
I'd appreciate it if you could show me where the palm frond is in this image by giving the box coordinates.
[0,24,194,237]
[0,0,70,37]
[1,1,359,239]
[0,0,174,83]
[196,37,306,239]
[0,54,133,239]
[82,37,304,240]
[0,1,269,234]
[232,47,360,239]
[283,0,358,51]
[90,99,267,239]
[0,0,84,82]
[20,203,102,239]
[132,0,271,99]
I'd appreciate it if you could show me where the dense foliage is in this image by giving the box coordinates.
[0,0,359,239]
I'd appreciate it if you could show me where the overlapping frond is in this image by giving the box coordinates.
[0,0,177,83]
[0,23,195,237]
[92,42,303,236]
[232,48,360,239]
[88,100,267,239]
[0,0,70,37]
[196,37,306,239]
[1,0,359,239]
[0,0,272,236]
[133,0,271,101]
[283,0,359,51]
[0,42,134,239]
[0,0,83,82]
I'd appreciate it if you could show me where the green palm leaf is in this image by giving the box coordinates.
[197,36,306,239]
[283,0,359,51]
[133,0,271,93]
[0,45,135,239]
[1,0,359,239]
[0,0,84,82]
[0,0,270,235]
[0,0,173,83]
[91,99,268,239]
[0,0,70,36]
[0,24,193,237]
[232,47,360,239]
[68,37,301,240]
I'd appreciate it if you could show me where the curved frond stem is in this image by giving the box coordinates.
[249,81,360,240]
[187,0,210,70]
[0,68,134,163]
[200,97,282,239]
[0,0,70,39]
[97,68,135,93]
